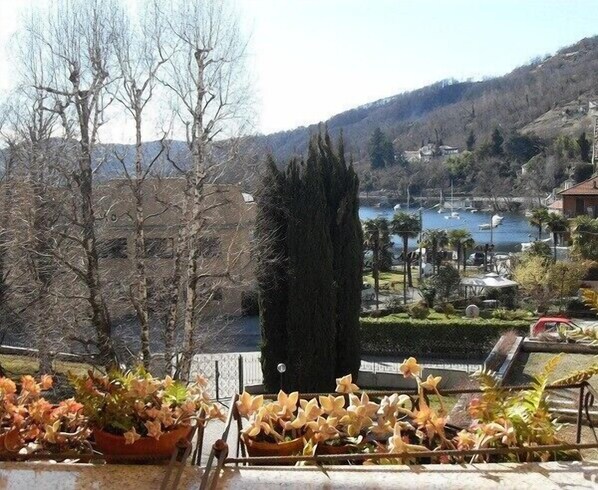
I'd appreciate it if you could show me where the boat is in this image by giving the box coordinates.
[492,214,504,226]
[393,203,401,211]
[437,207,446,214]
[470,209,478,213]
[444,181,460,219]
[479,223,494,230]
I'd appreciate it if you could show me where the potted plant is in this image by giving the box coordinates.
[0,374,90,458]
[71,368,223,462]
[236,391,307,460]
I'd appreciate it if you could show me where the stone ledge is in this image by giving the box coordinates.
[0,461,595,489]
[0,462,202,489]
[215,461,598,489]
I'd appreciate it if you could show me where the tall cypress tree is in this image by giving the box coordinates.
[257,132,362,392]
[256,157,289,389]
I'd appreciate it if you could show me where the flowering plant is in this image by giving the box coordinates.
[71,368,224,444]
[237,356,577,464]
[0,375,90,455]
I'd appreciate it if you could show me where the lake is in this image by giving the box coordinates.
[359,206,537,253]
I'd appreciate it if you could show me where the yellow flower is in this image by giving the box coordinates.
[43,420,61,444]
[335,374,359,394]
[124,427,142,445]
[306,416,339,442]
[399,357,422,379]
[318,395,346,417]
[455,429,476,450]
[276,390,299,417]
[348,393,379,419]
[236,392,263,418]
[299,398,322,421]
[421,375,442,391]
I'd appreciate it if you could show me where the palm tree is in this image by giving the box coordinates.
[461,236,475,273]
[546,213,569,262]
[363,218,392,309]
[422,229,448,274]
[570,215,598,260]
[391,212,421,303]
[528,207,550,240]
[447,229,472,273]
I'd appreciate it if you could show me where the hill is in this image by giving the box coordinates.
[250,36,598,164]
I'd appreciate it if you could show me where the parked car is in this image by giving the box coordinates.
[530,316,580,339]
[361,283,375,301]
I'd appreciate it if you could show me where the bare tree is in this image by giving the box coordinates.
[111,3,172,368]
[23,0,122,366]
[159,0,252,378]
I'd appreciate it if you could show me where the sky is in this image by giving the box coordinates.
[0,0,597,139]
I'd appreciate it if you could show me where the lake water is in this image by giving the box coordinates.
[359,206,537,253]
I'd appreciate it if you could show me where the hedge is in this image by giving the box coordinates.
[360,316,532,360]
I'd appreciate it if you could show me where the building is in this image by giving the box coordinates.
[95,178,256,318]
[402,144,459,163]
[558,175,598,218]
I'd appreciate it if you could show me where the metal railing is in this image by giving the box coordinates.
[199,381,598,490]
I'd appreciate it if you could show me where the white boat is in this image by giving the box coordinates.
[470,209,478,213]
[444,181,460,219]
[393,203,401,211]
[479,223,494,230]
[437,207,446,214]
[492,214,504,226]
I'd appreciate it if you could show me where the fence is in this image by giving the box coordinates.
[192,352,481,402]
[191,352,262,402]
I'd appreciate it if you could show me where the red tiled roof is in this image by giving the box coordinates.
[559,175,598,196]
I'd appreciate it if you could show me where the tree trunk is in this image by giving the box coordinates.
[179,49,207,381]
[132,114,151,369]
[77,98,115,368]
[373,246,379,310]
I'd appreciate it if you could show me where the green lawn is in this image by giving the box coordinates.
[363,269,420,291]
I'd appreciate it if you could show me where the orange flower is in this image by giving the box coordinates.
[399,357,422,379]
[124,427,141,445]
[236,392,263,418]
[40,375,53,391]
[318,395,346,417]
[145,419,163,439]
[21,375,40,396]
[0,378,16,395]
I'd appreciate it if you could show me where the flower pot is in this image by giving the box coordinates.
[316,441,355,455]
[93,426,191,463]
[241,434,304,464]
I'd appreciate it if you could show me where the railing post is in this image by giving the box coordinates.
[238,355,244,394]
[576,382,586,444]
[215,360,220,401]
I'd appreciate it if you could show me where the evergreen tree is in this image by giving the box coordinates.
[285,142,336,391]
[368,127,395,169]
[577,132,592,163]
[466,130,476,151]
[490,128,504,156]
[256,158,289,389]
[256,132,362,392]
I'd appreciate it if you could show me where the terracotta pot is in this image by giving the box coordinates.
[93,426,191,463]
[242,434,304,464]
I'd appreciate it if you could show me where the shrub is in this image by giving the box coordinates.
[420,285,436,307]
[360,316,532,359]
[491,308,533,321]
[409,302,430,319]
